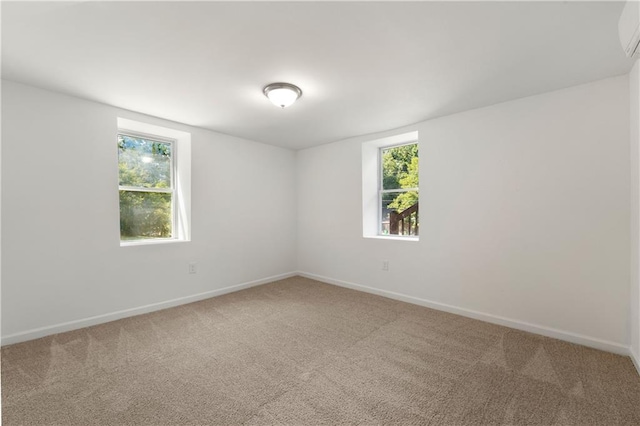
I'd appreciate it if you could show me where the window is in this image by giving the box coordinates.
[117,118,191,246]
[363,131,419,240]
[118,133,176,241]
[379,143,419,236]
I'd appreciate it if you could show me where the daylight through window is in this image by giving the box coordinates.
[118,133,175,241]
[380,143,419,236]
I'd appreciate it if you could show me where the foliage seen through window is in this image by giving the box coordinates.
[380,143,419,236]
[118,134,174,241]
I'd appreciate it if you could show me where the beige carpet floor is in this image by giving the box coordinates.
[2,276,640,425]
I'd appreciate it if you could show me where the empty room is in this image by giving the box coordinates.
[2,1,640,424]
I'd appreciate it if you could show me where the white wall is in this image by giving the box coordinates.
[1,80,297,342]
[631,61,640,369]
[298,76,631,352]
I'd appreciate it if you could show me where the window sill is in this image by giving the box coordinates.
[364,235,420,242]
[120,238,188,247]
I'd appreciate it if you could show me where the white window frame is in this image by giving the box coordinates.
[117,117,191,247]
[362,131,419,241]
[118,131,177,242]
[378,141,419,236]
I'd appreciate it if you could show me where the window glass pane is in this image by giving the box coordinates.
[381,143,418,190]
[119,191,172,240]
[380,142,419,236]
[118,134,172,188]
[381,191,419,236]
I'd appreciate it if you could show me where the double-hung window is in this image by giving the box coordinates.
[379,142,419,236]
[118,132,176,241]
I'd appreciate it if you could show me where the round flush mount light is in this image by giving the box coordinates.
[263,82,302,108]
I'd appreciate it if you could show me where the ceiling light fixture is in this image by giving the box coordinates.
[263,82,302,108]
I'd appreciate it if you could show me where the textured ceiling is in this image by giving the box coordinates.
[1,1,634,150]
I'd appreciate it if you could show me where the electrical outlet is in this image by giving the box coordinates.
[188,262,197,274]
[382,260,389,271]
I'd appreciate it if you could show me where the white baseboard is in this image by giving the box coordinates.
[631,347,640,376]
[1,272,297,346]
[297,271,630,356]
